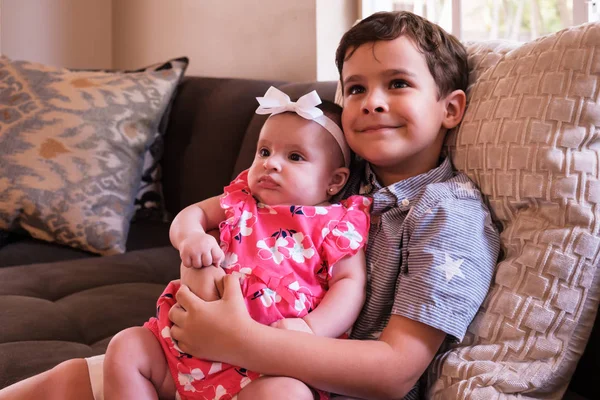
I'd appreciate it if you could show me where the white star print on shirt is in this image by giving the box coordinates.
[436,253,465,282]
[456,181,476,196]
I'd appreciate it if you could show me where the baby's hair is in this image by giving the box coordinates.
[335,11,468,99]
[316,100,347,168]
[317,100,343,130]
[294,99,345,166]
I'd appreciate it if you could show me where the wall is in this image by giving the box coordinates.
[112,0,318,81]
[0,0,356,81]
[0,0,112,69]
[316,0,358,81]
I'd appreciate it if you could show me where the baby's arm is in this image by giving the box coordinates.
[303,250,366,337]
[170,196,226,268]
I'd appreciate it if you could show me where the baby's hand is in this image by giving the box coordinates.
[270,318,314,334]
[178,231,224,269]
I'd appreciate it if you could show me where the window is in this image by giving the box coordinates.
[360,0,597,42]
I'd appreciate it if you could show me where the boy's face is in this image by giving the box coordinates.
[341,36,452,185]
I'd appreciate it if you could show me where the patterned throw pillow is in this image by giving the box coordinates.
[429,23,600,398]
[0,56,186,255]
[123,57,188,222]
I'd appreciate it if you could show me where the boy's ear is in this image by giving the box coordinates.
[441,89,467,130]
[328,167,350,196]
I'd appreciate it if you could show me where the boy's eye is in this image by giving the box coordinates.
[346,85,365,96]
[258,148,270,157]
[390,80,409,89]
[289,153,304,161]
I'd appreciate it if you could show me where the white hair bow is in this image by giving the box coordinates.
[255,86,350,167]
[256,87,324,119]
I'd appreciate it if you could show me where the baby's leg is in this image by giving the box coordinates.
[180,263,226,301]
[104,326,176,400]
[238,376,317,400]
[0,359,93,400]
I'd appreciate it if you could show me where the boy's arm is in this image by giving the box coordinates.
[169,193,500,397]
[171,277,444,399]
[302,250,366,337]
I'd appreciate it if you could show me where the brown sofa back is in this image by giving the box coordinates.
[161,77,338,217]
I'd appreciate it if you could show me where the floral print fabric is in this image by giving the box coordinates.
[145,170,371,399]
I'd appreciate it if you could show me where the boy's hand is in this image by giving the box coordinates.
[270,318,314,334]
[178,231,224,268]
[169,273,256,363]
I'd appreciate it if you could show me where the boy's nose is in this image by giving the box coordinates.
[362,93,389,114]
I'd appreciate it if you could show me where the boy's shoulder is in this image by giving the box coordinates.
[341,158,489,216]
[410,171,487,216]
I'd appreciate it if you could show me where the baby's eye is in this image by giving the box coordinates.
[346,85,365,96]
[258,148,270,157]
[390,80,409,89]
[289,153,304,161]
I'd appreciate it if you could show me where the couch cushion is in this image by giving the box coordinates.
[428,23,600,398]
[0,246,179,387]
[0,56,185,255]
[0,219,171,268]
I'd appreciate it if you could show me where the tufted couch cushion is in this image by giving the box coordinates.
[0,246,179,387]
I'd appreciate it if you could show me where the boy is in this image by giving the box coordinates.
[166,11,500,399]
[0,11,500,400]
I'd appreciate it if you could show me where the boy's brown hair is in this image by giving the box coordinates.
[335,11,468,99]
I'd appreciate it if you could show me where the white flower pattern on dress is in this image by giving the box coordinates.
[214,385,228,399]
[221,252,239,269]
[240,376,253,390]
[238,210,255,236]
[257,202,277,214]
[161,326,185,354]
[256,236,289,264]
[178,368,205,392]
[260,287,281,307]
[208,362,222,375]
[288,232,315,263]
[294,292,307,312]
[332,221,364,250]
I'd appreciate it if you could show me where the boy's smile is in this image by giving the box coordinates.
[341,36,464,186]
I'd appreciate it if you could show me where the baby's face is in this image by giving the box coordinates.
[247,113,339,206]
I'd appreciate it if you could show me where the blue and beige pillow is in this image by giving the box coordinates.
[110,57,188,222]
[430,22,600,398]
[0,56,187,255]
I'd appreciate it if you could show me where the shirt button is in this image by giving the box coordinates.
[401,199,410,206]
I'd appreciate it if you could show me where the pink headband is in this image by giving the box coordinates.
[255,86,350,167]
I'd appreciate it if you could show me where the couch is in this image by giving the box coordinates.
[0,74,596,399]
[2,29,600,399]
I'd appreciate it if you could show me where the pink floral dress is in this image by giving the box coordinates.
[145,170,371,400]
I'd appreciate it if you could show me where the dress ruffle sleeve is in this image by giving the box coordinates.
[219,170,254,249]
[219,170,252,217]
[319,195,372,278]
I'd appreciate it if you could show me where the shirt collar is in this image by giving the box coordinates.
[360,158,454,215]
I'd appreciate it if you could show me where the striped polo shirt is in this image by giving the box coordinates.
[340,157,500,399]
